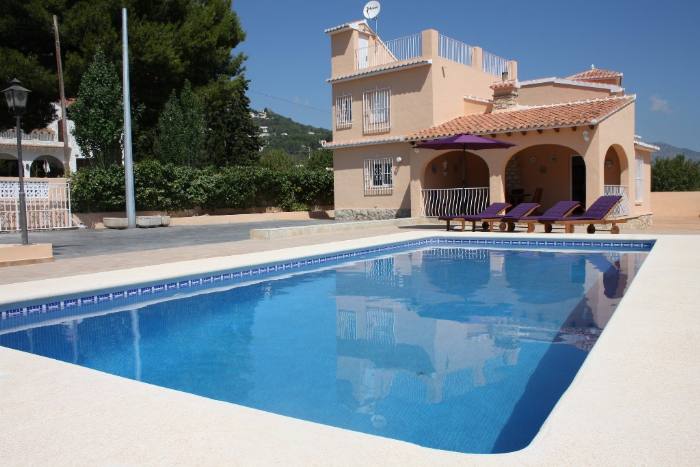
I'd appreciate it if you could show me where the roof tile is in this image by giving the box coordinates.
[409,96,635,140]
[567,68,623,81]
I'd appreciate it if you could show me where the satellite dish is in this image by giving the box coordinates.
[363,1,381,20]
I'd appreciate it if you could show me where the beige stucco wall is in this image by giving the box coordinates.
[330,30,356,77]
[650,191,700,217]
[333,143,412,212]
[422,151,489,189]
[331,65,433,142]
[518,83,611,106]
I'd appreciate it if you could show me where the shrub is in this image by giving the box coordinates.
[70,160,333,213]
[652,155,700,191]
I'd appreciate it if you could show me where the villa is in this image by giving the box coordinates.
[324,21,658,226]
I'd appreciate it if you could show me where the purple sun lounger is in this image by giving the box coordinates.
[439,202,511,232]
[506,200,581,233]
[481,203,541,232]
[554,195,625,234]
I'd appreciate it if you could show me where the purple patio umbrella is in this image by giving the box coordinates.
[415,133,515,150]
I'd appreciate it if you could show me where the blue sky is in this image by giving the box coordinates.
[235,0,699,150]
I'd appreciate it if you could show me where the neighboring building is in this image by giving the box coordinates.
[259,125,270,137]
[0,102,84,177]
[324,21,656,225]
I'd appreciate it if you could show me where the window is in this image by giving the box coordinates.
[335,95,352,129]
[363,157,393,195]
[635,153,645,203]
[363,88,390,134]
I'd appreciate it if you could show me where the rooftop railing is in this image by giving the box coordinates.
[482,50,509,77]
[0,129,56,142]
[355,33,422,70]
[438,34,473,66]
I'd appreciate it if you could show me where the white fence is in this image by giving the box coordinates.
[438,34,473,66]
[0,128,56,142]
[0,179,72,231]
[604,185,629,218]
[421,187,489,217]
[482,50,509,77]
[355,33,422,70]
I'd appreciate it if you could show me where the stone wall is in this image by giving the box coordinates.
[334,208,411,221]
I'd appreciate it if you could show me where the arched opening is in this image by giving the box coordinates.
[421,151,490,216]
[0,154,19,177]
[423,151,489,189]
[504,145,584,212]
[30,156,65,178]
[603,145,629,216]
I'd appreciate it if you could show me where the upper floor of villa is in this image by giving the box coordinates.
[325,20,633,149]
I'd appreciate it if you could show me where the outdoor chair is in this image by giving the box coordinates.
[505,200,581,233]
[553,195,627,234]
[439,202,511,232]
[481,203,541,232]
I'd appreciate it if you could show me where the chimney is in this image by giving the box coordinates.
[490,74,520,111]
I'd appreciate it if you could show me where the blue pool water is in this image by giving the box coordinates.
[0,244,648,453]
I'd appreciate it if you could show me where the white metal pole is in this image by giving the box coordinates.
[122,8,136,228]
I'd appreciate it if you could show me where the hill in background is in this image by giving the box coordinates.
[252,109,331,158]
[651,142,700,161]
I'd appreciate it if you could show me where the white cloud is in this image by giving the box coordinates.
[650,95,671,113]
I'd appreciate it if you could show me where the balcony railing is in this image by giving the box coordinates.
[482,50,509,77]
[421,187,490,217]
[0,128,57,142]
[355,33,422,70]
[438,34,473,66]
[604,185,629,218]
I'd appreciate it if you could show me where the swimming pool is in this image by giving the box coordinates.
[0,237,652,454]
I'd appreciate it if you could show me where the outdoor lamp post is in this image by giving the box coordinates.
[2,78,31,245]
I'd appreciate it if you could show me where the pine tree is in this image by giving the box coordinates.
[69,49,123,168]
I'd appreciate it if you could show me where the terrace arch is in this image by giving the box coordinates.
[30,155,65,178]
[420,151,490,216]
[502,144,585,212]
[0,153,19,177]
[602,144,630,216]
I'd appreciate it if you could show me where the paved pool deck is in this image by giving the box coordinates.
[0,226,699,465]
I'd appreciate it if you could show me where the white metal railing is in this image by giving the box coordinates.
[355,33,422,70]
[0,179,72,231]
[482,50,509,77]
[438,34,473,66]
[604,185,629,218]
[421,187,489,217]
[0,128,56,142]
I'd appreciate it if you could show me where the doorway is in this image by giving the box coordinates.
[571,155,586,209]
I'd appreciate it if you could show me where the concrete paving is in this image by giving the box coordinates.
[0,219,332,259]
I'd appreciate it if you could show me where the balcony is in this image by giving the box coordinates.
[355,33,423,70]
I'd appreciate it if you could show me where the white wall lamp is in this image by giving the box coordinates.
[395,156,402,163]
[582,130,590,143]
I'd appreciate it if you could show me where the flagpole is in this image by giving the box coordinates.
[122,8,136,228]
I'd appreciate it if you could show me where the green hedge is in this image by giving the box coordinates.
[70,160,333,212]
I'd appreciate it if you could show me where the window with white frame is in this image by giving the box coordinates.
[635,153,645,203]
[363,157,393,195]
[363,88,391,134]
[335,95,352,129]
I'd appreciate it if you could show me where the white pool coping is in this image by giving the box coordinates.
[1,231,698,465]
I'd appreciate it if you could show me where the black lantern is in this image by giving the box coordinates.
[2,78,31,245]
[2,78,31,116]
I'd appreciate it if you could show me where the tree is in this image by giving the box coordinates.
[259,148,295,171]
[154,81,205,166]
[652,155,700,191]
[0,0,253,156]
[306,149,333,170]
[69,49,123,167]
[200,76,261,166]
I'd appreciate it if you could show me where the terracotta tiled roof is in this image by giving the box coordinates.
[409,95,635,140]
[567,68,623,82]
[490,80,519,90]
[327,59,431,83]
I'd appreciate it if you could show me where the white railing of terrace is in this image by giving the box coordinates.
[0,179,72,231]
[421,187,489,217]
[482,50,509,77]
[0,129,56,142]
[604,185,629,218]
[355,33,422,70]
[438,34,473,66]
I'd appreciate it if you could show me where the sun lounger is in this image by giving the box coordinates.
[506,200,581,233]
[553,195,625,234]
[439,202,511,232]
[481,203,540,231]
